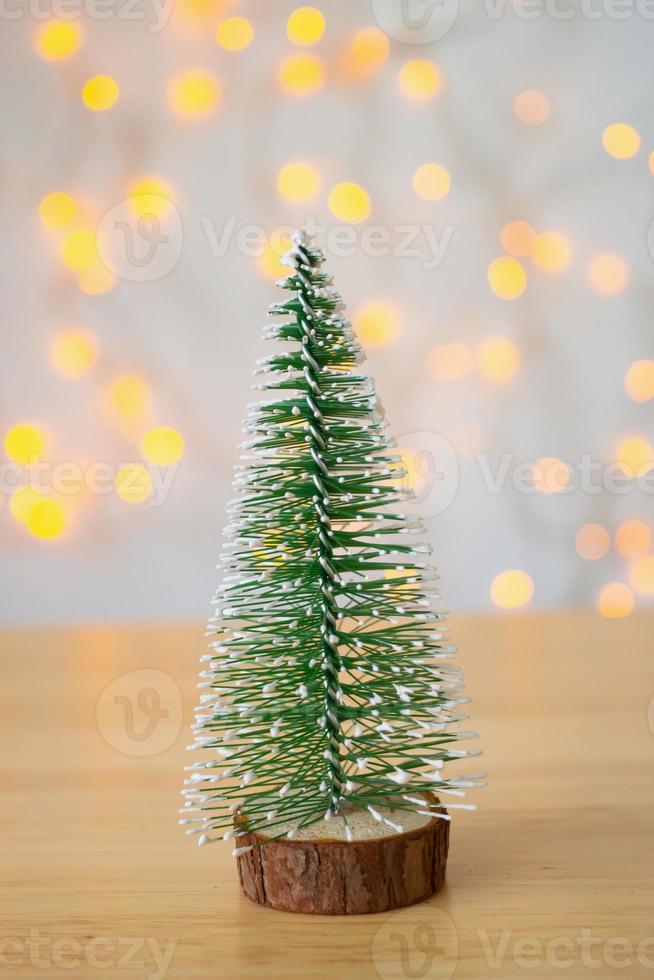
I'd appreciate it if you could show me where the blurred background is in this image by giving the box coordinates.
[1,0,653,624]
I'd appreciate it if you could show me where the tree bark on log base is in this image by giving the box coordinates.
[236,806,449,915]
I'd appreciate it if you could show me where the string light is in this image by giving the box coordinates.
[412,164,450,201]
[278,53,324,95]
[167,70,221,120]
[50,328,99,379]
[602,123,640,159]
[38,192,77,229]
[575,524,610,561]
[597,582,634,618]
[216,17,254,51]
[500,221,535,257]
[107,375,151,420]
[286,7,325,46]
[26,499,67,540]
[487,256,526,300]
[629,555,654,595]
[531,231,572,273]
[77,264,115,295]
[276,162,322,203]
[34,19,82,61]
[477,338,520,382]
[115,464,153,504]
[352,302,399,349]
[4,424,45,464]
[615,520,651,558]
[426,343,473,381]
[346,27,389,75]
[490,570,534,609]
[327,182,371,223]
[140,426,185,465]
[533,457,570,494]
[127,176,174,219]
[513,90,550,125]
[60,227,98,271]
[82,75,120,112]
[587,254,629,294]
[398,60,442,100]
[615,436,654,478]
[625,360,654,403]
[257,238,289,280]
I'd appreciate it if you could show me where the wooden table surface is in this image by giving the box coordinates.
[2,612,653,979]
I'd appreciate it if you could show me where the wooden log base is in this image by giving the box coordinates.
[236,801,449,915]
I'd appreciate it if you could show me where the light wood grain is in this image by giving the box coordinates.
[2,612,653,979]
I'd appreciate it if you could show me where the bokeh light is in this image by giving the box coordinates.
[575,523,610,561]
[629,555,654,595]
[50,328,99,379]
[82,75,120,112]
[10,487,45,524]
[587,254,629,294]
[107,375,151,420]
[500,220,535,257]
[256,238,289,280]
[426,343,473,382]
[167,70,221,120]
[278,53,324,96]
[490,570,534,609]
[533,457,570,494]
[286,7,325,46]
[38,191,77,229]
[477,338,520,382]
[346,27,389,75]
[531,231,572,272]
[353,302,399,349]
[127,176,174,219]
[412,163,451,201]
[77,264,116,296]
[34,20,82,61]
[140,426,185,465]
[115,464,153,504]
[26,499,67,540]
[513,90,550,125]
[602,123,640,159]
[398,60,442,100]
[624,360,654,403]
[615,520,651,557]
[487,256,527,300]
[4,424,45,464]
[276,162,322,203]
[597,582,634,618]
[216,17,254,51]
[60,227,98,271]
[328,182,371,223]
[616,436,654,478]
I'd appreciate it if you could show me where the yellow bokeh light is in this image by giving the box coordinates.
[616,436,654,478]
[107,375,151,420]
[649,151,654,176]
[115,464,153,504]
[167,70,221,120]
[412,163,451,202]
[531,231,572,272]
[127,176,174,219]
[34,19,82,61]
[487,256,526,300]
[216,16,254,51]
[513,89,550,125]
[490,570,534,609]
[597,582,634,618]
[50,328,99,379]
[256,239,290,280]
[533,457,570,494]
[140,426,185,465]
[276,162,322,203]
[587,254,629,295]
[625,360,654,403]
[426,343,473,382]
[4,424,45,464]
[26,498,67,540]
[615,520,651,558]
[82,75,120,112]
[398,60,442,100]
[500,220,535,258]
[353,302,399,350]
[60,227,98,271]
[173,0,224,26]
[347,27,389,75]
[10,486,45,523]
[327,182,371,223]
[477,338,520,383]
[286,6,325,46]
[629,554,654,595]
[602,123,640,159]
[38,191,77,229]
[77,263,116,296]
[278,53,325,95]
[575,523,610,561]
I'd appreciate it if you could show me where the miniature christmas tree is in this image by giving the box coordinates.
[182,231,482,911]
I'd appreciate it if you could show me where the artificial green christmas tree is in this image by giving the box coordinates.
[182,230,482,913]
